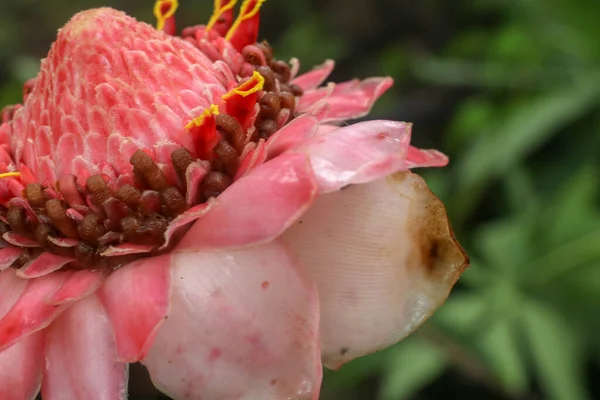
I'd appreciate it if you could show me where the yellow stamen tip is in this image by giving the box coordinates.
[186,104,220,129]
[225,0,266,41]
[222,71,265,100]
[154,0,179,31]
[0,172,20,180]
[206,0,238,32]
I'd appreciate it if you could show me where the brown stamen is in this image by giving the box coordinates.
[139,190,162,216]
[34,223,55,246]
[161,187,187,217]
[116,184,142,209]
[131,150,169,191]
[6,205,28,235]
[256,66,276,92]
[201,171,232,199]
[259,92,281,120]
[279,92,296,115]
[258,119,278,139]
[24,183,46,209]
[216,114,245,154]
[214,140,239,176]
[86,175,113,207]
[256,41,273,62]
[45,199,80,239]
[171,148,194,183]
[79,213,107,245]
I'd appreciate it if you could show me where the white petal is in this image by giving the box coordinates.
[283,171,468,368]
[143,241,322,400]
[42,294,128,400]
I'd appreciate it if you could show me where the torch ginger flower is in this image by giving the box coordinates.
[0,1,468,399]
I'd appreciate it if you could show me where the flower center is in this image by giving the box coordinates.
[0,0,304,272]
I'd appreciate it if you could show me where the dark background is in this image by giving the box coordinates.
[2,0,599,399]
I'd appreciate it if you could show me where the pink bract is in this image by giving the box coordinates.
[0,2,468,399]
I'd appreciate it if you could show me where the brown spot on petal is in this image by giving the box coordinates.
[390,171,469,281]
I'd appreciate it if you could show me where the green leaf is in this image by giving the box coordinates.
[545,164,600,246]
[473,217,534,277]
[476,317,529,395]
[379,338,447,400]
[521,300,590,400]
[322,351,387,390]
[523,228,600,286]
[431,292,488,336]
[453,75,600,220]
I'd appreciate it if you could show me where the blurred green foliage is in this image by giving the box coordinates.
[1,0,599,399]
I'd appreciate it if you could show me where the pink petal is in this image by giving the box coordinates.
[291,60,335,91]
[178,153,318,251]
[265,114,319,160]
[0,332,44,400]
[47,269,106,305]
[2,232,40,248]
[283,172,468,368]
[234,139,267,180]
[0,247,22,271]
[47,236,80,248]
[293,120,411,193]
[98,254,172,362]
[159,202,213,250]
[0,269,27,315]
[17,253,75,279]
[405,146,449,168]
[100,243,155,257]
[0,271,74,351]
[184,161,210,206]
[143,241,321,400]
[42,294,128,400]
[299,77,393,122]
